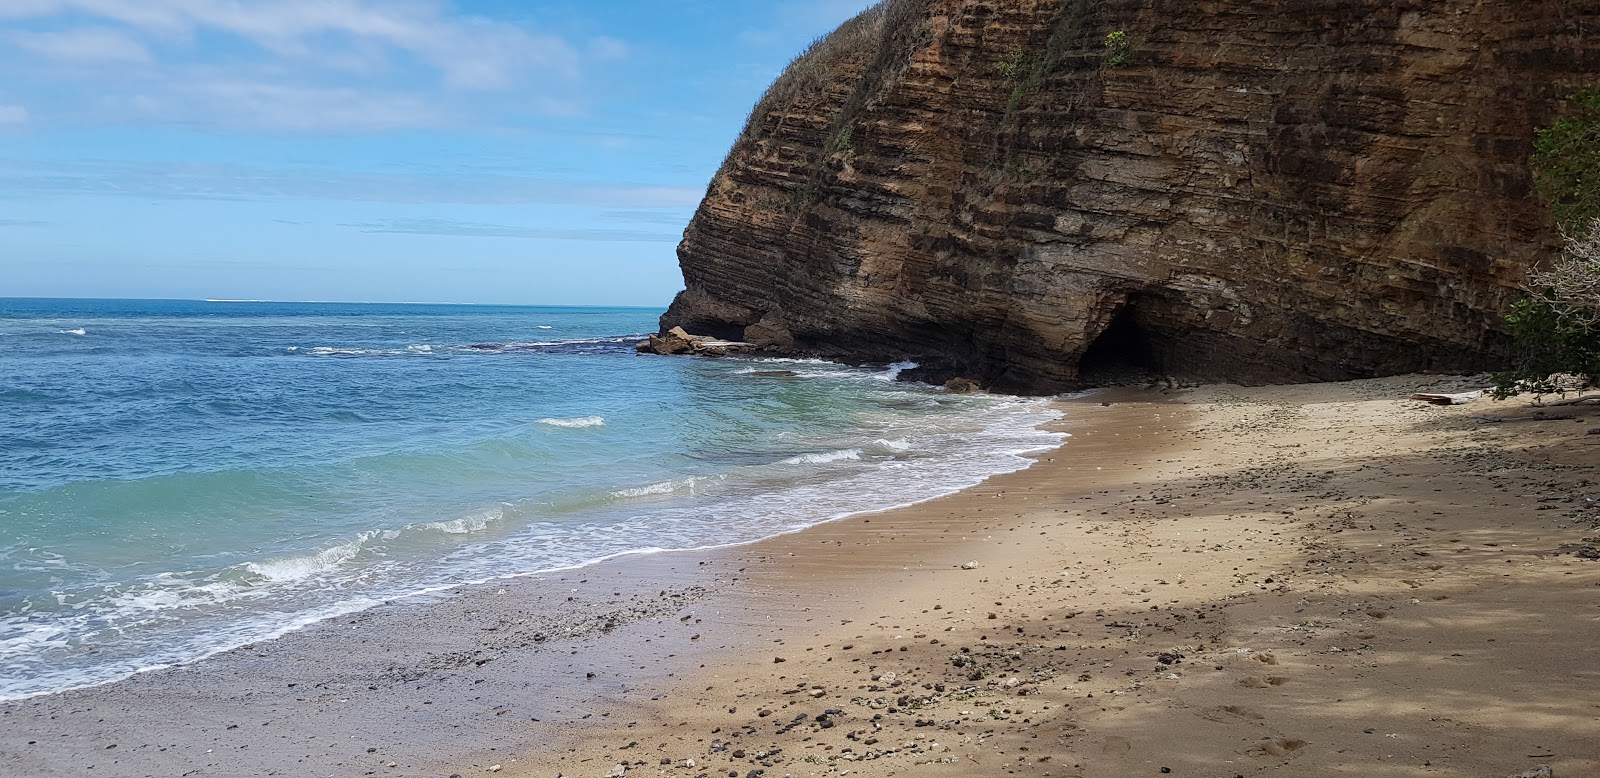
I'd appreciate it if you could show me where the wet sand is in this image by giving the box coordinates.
[3,375,1598,777]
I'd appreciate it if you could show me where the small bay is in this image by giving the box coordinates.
[0,298,1061,701]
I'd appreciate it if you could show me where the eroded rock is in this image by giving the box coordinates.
[661,0,1591,393]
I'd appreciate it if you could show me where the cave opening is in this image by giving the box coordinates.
[1077,303,1163,384]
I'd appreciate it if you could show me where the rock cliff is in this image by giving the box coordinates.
[662,0,1600,393]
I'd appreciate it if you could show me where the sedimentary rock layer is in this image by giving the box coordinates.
[662,0,1600,393]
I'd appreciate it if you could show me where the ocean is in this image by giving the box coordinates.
[0,298,1063,701]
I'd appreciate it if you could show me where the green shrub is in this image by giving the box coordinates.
[1533,86,1600,233]
[1493,221,1600,400]
[1495,87,1600,401]
[1102,31,1132,68]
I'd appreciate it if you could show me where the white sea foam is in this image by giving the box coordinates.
[423,507,503,535]
[0,353,1069,704]
[59,328,86,336]
[537,326,554,329]
[300,345,438,357]
[778,448,866,466]
[537,416,606,428]
[612,476,709,499]
[245,533,374,582]
[0,625,69,660]
[881,360,919,381]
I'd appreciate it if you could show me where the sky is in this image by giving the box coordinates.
[0,0,878,305]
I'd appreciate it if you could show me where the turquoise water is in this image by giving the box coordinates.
[0,298,1062,700]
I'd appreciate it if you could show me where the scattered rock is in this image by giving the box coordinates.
[1509,766,1553,778]
[943,377,983,393]
[960,561,981,570]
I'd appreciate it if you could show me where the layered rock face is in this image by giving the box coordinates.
[664,0,1600,393]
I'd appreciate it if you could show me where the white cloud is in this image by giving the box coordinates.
[0,157,704,207]
[0,0,579,86]
[342,217,678,243]
[0,0,597,130]
[159,81,442,132]
[9,25,150,63]
[0,104,27,123]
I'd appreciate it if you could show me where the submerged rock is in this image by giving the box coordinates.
[638,326,755,357]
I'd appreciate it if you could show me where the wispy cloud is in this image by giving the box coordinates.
[600,209,692,226]
[342,217,678,243]
[0,157,703,207]
[0,217,48,226]
[0,0,599,131]
[8,25,151,63]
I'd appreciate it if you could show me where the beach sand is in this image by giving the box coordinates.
[3,375,1597,777]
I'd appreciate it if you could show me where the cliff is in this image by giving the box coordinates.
[663,0,1600,394]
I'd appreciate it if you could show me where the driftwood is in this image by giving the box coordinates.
[1410,390,1485,406]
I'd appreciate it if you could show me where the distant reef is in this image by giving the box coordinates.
[658,0,1600,393]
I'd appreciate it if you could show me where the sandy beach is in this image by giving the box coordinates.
[3,374,1597,777]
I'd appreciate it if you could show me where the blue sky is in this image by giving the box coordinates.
[0,0,877,305]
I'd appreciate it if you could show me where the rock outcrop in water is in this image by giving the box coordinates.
[661,0,1600,393]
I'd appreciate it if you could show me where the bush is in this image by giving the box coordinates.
[1494,88,1600,401]
[1102,31,1132,68]
[1533,86,1600,233]
[1493,221,1600,400]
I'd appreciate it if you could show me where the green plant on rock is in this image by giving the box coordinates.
[1494,86,1600,402]
[1102,30,1133,68]
[828,124,855,156]
[1534,86,1600,232]
[1492,221,1600,402]
[996,50,1025,80]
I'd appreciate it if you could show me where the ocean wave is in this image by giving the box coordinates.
[0,625,70,661]
[611,476,713,500]
[422,507,504,535]
[244,533,376,583]
[59,328,86,336]
[459,336,641,353]
[881,360,919,381]
[537,416,606,428]
[778,448,866,466]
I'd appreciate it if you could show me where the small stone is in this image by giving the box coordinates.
[488,766,503,774]
[1509,767,1552,778]
[960,561,980,570]
[605,765,626,778]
